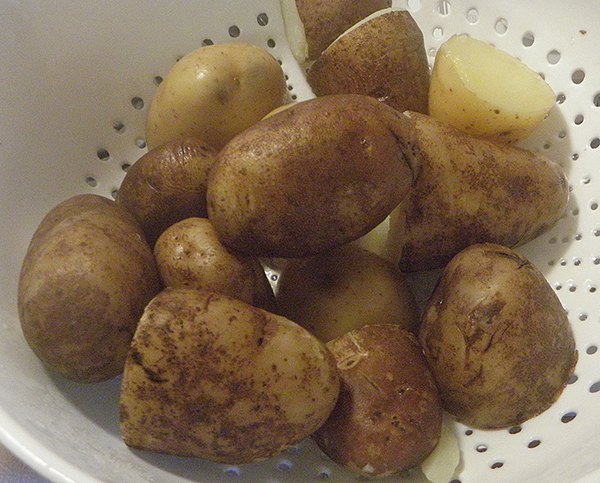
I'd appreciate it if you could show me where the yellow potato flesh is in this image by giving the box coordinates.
[429,34,556,144]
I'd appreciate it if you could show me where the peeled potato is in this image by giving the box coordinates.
[429,34,556,144]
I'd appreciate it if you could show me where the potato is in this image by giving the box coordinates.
[419,243,578,429]
[145,42,288,151]
[276,243,419,342]
[154,217,275,311]
[120,287,339,463]
[115,136,218,247]
[385,111,569,272]
[429,34,556,144]
[206,94,420,258]
[307,9,430,114]
[289,0,391,61]
[18,194,161,383]
[313,324,442,477]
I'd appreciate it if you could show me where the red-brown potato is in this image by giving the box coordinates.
[313,324,442,477]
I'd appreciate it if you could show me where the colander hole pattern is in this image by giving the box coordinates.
[2,0,600,483]
[83,2,599,482]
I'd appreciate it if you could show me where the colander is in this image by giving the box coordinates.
[1,0,599,482]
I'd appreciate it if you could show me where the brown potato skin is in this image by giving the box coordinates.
[419,243,578,429]
[18,194,161,383]
[115,136,218,247]
[296,0,391,60]
[307,10,430,114]
[313,324,442,477]
[388,112,570,272]
[120,288,339,464]
[207,94,420,258]
[276,243,419,342]
[154,217,275,311]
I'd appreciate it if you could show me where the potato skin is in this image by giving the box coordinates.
[419,243,578,429]
[207,94,420,258]
[313,324,442,477]
[18,194,161,383]
[307,10,430,114]
[154,217,275,311]
[296,0,391,60]
[145,42,287,151]
[276,243,419,342]
[115,137,218,247]
[120,288,339,463]
[387,112,569,272]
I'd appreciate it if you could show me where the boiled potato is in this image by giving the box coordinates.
[154,217,275,311]
[429,34,556,144]
[313,324,442,477]
[18,194,161,383]
[207,94,420,258]
[115,136,218,247]
[385,111,569,272]
[120,287,339,463]
[145,42,288,151]
[284,0,391,62]
[307,9,430,114]
[419,243,578,429]
[276,243,419,342]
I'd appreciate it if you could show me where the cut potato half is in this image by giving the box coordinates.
[429,34,556,144]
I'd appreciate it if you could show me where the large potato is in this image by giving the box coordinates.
[115,136,218,247]
[419,243,577,429]
[385,111,569,272]
[154,217,275,311]
[429,34,556,144]
[307,9,430,114]
[276,243,419,342]
[145,42,288,151]
[18,194,161,383]
[120,288,339,463]
[207,94,420,258]
[313,324,442,477]
[290,0,391,61]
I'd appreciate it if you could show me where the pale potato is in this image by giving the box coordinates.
[307,9,430,114]
[385,111,569,272]
[429,34,556,144]
[120,288,339,463]
[18,194,161,383]
[115,136,218,247]
[313,324,442,477]
[419,243,577,429]
[206,94,420,258]
[146,42,288,150]
[276,243,419,342]
[154,217,275,311]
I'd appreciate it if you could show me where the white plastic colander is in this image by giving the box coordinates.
[1,0,599,482]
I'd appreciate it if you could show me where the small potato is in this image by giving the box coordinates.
[419,243,578,429]
[115,136,218,247]
[386,111,569,272]
[120,288,340,464]
[307,9,430,114]
[154,217,275,311]
[289,0,391,61]
[313,324,442,478]
[276,243,419,342]
[207,94,420,258]
[429,34,556,144]
[18,194,161,383]
[145,42,288,151]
